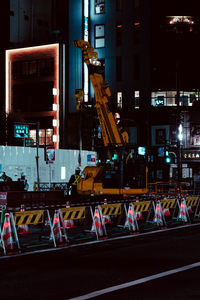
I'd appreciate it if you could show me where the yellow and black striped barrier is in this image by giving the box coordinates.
[161,198,176,210]
[133,201,151,213]
[14,210,44,225]
[61,206,86,220]
[100,203,121,216]
[185,197,198,208]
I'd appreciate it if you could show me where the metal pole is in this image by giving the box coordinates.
[36,122,40,191]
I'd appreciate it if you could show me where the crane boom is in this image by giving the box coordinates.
[74,40,128,147]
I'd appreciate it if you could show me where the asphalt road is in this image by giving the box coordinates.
[1,224,200,300]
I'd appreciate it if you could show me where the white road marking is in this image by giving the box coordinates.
[67,262,200,300]
[0,222,200,260]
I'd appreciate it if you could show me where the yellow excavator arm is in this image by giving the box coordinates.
[74,40,128,147]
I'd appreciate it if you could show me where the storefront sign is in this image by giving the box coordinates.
[182,150,200,162]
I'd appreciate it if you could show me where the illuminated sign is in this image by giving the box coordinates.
[14,124,29,138]
[182,150,200,161]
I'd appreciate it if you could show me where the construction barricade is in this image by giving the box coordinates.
[0,209,57,255]
[96,203,127,238]
[146,200,166,228]
[60,205,102,243]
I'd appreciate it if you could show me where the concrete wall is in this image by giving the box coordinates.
[0,146,96,190]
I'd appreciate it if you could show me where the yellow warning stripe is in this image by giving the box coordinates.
[61,206,86,220]
[14,210,44,225]
[133,201,151,212]
[101,204,121,216]
[185,197,198,207]
[161,199,176,209]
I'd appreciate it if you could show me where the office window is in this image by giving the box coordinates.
[116,24,122,46]
[116,56,122,81]
[133,55,140,80]
[116,0,122,11]
[95,25,104,37]
[95,38,105,48]
[95,0,105,14]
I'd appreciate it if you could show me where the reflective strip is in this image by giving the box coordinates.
[133,201,151,212]
[161,199,176,209]
[185,197,198,207]
[14,210,44,225]
[101,204,121,216]
[61,206,86,220]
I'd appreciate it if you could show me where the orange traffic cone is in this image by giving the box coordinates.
[153,201,164,227]
[91,207,103,237]
[124,203,138,232]
[2,213,14,250]
[52,210,63,243]
[178,199,188,223]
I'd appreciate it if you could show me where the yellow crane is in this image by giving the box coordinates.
[74,40,148,196]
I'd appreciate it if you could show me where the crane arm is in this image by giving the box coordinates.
[74,40,128,146]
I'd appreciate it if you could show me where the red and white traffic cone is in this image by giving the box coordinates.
[2,213,14,251]
[187,206,193,214]
[163,208,170,217]
[178,199,188,223]
[153,201,164,227]
[91,207,103,237]
[124,203,138,232]
[52,210,63,243]
[64,220,76,229]
[18,205,31,235]
[135,200,143,220]
[102,215,112,225]
[64,202,76,229]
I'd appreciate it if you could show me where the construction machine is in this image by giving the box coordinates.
[74,40,148,196]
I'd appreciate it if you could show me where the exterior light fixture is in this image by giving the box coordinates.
[52,104,57,111]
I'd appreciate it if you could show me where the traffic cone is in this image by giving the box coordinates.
[124,203,138,232]
[187,206,193,214]
[153,201,164,227]
[163,208,170,216]
[135,200,143,220]
[18,205,31,235]
[178,199,188,223]
[52,210,63,243]
[2,213,14,251]
[102,215,112,225]
[64,220,76,229]
[91,207,103,237]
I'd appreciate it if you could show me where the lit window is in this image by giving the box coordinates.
[95,0,105,14]
[61,167,66,180]
[95,25,105,37]
[95,38,105,48]
[117,92,122,108]
[134,91,140,109]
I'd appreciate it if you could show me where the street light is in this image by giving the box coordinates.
[166,16,195,189]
